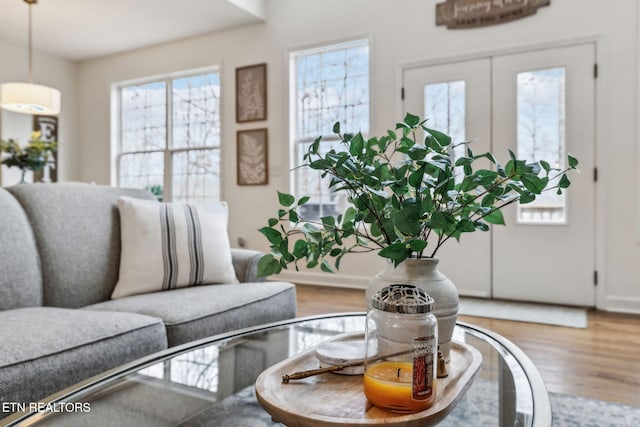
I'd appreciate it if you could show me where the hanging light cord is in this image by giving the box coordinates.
[26,0,37,83]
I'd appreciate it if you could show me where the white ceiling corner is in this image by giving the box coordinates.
[226,0,268,20]
[0,0,268,61]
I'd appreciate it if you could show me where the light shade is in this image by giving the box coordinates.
[0,82,61,115]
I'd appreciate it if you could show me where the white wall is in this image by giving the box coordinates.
[0,40,79,185]
[75,0,640,313]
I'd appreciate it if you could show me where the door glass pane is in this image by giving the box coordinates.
[424,81,465,181]
[119,152,164,196]
[517,68,566,224]
[172,149,220,204]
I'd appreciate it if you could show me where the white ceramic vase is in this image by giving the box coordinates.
[366,257,459,361]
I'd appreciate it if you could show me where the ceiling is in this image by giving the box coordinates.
[0,0,266,61]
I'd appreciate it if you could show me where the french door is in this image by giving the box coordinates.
[403,44,596,306]
[404,59,492,298]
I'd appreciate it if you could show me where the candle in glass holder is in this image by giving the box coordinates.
[364,284,437,413]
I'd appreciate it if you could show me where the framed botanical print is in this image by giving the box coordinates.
[237,128,268,185]
[236,63,267,123]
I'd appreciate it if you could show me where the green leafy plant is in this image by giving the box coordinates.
[145,184,164,201]
[0,131,57,182]
[257,113,578,277]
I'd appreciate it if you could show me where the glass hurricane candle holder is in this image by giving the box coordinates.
[364,284,438,413]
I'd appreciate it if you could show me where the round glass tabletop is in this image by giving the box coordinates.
[4,313,550,426]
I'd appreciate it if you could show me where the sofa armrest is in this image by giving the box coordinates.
[231,248,266,283]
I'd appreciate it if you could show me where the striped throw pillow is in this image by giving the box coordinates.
[111,196,238,299]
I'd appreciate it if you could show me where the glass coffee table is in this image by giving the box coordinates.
[4,313,550,426]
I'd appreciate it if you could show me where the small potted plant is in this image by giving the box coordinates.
[0,131,57,183]
[257,113,578,355]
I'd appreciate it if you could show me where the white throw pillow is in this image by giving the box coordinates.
[111,196,238,299]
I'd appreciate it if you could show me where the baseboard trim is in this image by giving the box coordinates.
[457,289,490,298]
[275,270,369,289]
[602,296,640,314]
[276,272,491,298]
[274,272,640,314]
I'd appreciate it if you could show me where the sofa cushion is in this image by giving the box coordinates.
[7,183,156,308]
[0,188,42,310]
[86,282,296,346]
[111,197,238,299]
[0,307,167,406]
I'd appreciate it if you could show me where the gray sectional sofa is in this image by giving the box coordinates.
[0,183,296,417]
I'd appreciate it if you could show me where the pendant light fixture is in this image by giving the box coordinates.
[0,0,61,115]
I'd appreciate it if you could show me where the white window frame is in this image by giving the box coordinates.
[112,66,221,203]
[289,38,371,221]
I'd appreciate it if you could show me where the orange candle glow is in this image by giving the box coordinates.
[363,361,436,413]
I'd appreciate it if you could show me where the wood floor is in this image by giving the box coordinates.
[295,284,640,407]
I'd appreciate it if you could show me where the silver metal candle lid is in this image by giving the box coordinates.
[371,284,434,314]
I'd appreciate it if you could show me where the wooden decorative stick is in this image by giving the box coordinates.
[281,349,412,383]
[282,360,363,383]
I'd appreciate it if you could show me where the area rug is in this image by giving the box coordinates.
[458,297,588,328]
[181,385,640,426]
[550,393,640,427]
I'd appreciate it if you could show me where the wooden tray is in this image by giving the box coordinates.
[255,337,482,426]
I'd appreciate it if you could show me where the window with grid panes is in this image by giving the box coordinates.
[117,70,221,204]
[291,39,370,222]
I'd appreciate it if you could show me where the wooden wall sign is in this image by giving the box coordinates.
[436,0,550,29]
